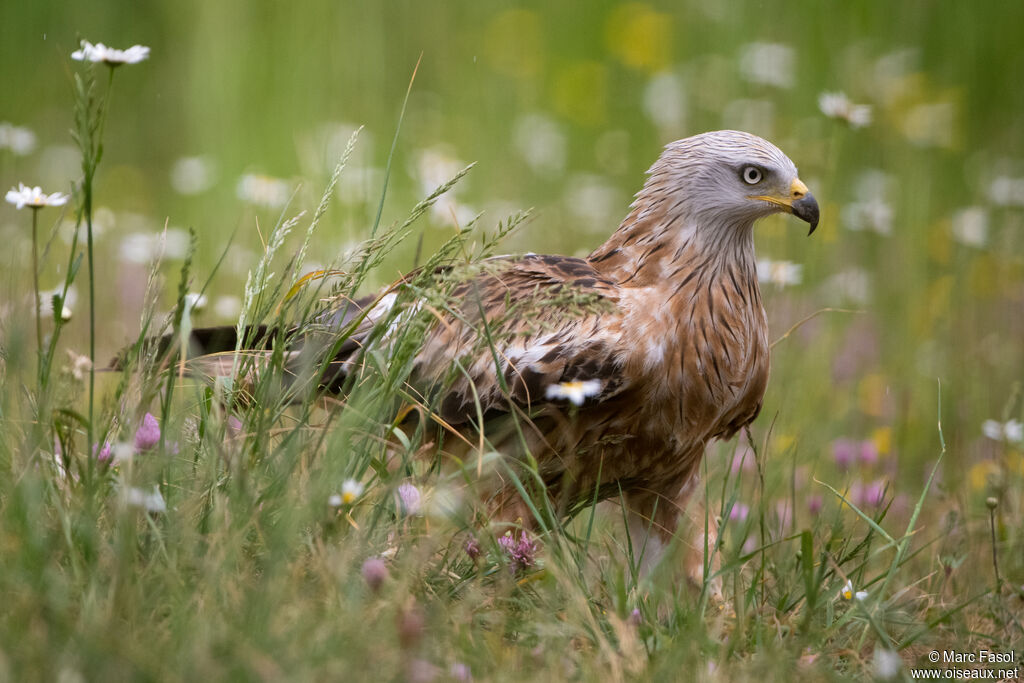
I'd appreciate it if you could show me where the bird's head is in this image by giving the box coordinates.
[652,130,819,235]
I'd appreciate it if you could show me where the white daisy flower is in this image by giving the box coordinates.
[213,295,242,320]
[513,113,567,177]
[66,349,92,382]
[429,195,478,228]
[840,170,895,236]
[901,102,954,149]
[327,494,343,508]
[125,485,167,513]
[423,485,462,521]
[341,478,364,504]
[1006,421,1024,443]
[184,292,207,313]
[840,579,868,601]
[71,40,150,66]
[39,285,77,321]
[412,147,464,196]
[119,233,157,264]
[545,379,603,406]
[643,72,686,132]
[0,123,37,156]
[818,92,872,128]
[564,174,623,230]
[822,268,871,305]
[950,207,988,248]
[118,228,190,264]
[739,42,795,89]
[988,175,1024,208]
[170,155,217,195]
[842,201,894,235]
[982,419,1023,444]
[873,648,902,680]
[5,183,69,210]
[409,147,475,227]
[236,173,291,208]
[111,442,135,466]
[756,259,803,287]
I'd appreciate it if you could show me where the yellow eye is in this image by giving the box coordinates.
[741,166,763,184]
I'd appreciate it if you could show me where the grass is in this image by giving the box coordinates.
[2,3,1024,680]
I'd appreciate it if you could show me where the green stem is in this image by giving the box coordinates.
[85,67,116,484]
[86,176,95,484]
[97,68,115,144]
[31,208,42,384]
[989,506,1002,591]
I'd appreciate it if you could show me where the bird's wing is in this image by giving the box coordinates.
[398,254,630,426]
[113,253,636,429]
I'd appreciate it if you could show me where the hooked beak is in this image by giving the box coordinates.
[750,177,820,235]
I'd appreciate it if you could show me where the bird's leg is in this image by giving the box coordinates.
[487,488,537,533]
[624,477,722,600]
[624,492,673,580]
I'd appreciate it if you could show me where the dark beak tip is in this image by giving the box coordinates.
[792,192,820,236]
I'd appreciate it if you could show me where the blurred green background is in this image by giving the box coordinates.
[2,1,1023,517]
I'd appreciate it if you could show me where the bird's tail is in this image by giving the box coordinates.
[110,324,276,372]
[110,322,364,399]
[111,292,378,394]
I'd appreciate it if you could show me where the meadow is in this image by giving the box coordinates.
[1,1,1022,680]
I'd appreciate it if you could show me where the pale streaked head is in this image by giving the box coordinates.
[650,130,819,235]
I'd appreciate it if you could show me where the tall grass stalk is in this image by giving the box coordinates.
[71,65,117,483]
[30,208,43,383]
[371,54,420,240]
[988,501,1002,591]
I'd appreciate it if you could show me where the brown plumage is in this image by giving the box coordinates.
[142,130,819,582]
